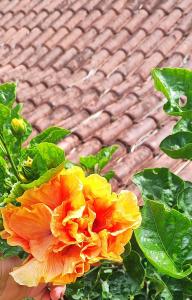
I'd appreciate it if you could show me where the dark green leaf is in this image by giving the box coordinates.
[177,187,192,218]
[30,126,70,146]
[0,82,16,107]
[21,162,64,190]
[163,276,192,298]
[152,68,192,117]
[123,251,145,295]
[0,237,27,259]
[146,268,173,300]
[160,131,192,159]
[135,200,192,278]
[133,168,184,207]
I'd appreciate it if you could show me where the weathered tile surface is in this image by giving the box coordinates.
[1,0,192,192]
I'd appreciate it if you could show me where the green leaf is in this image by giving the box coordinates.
[0,157,8,196]
[97,145,118,170]
[103,170,115,181]
[163,276,192,298]
[146,268,173,300]
[135,200,192,279]
[0,237,27,259]
[173,118,192,133]
[160,131,192,159]
[80,155,98,170]
[123,251,145,295]
[0,82,16,107]
[0,103,10,127]
[30,126,70,146]
[31,142,65,177]
[21,162,64,190]
[152,68,192,117]
[177,187,192,219]
[133,168,184,207]
[3,182,24,204]
[80,145,118,172]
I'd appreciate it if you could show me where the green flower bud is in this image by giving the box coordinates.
[11,118,26,136]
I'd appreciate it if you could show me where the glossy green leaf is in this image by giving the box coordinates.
[133,168,184,207]
[31,142,65,177]
[21,162,64,190]
[160,131,192,159]
[135,200,192,279]
[177,187,192,218]
[152,68,192,117]
[0,104,10,127]
[30,126,70,146]
[0,82,16,107]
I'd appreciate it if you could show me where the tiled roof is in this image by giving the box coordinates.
[1,0,192,193]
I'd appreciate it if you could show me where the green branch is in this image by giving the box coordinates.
[0,133,19,180]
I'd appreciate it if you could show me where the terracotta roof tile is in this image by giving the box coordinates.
[41,11,61,30]
[1,0,191,190]
[119,118,157,147]
[122,29,146,54]
[126,9,149,33]
[158,8,183,33]
[144,121,176,153]
[105,94,137,116]
[67,138,102,162]
[52,10,74,30]
[95,115,132,144]
[113,146,153,184]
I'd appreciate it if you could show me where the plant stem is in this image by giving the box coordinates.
[0,133,19,180]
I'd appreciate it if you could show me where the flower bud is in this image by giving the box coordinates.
[11,118,26,136]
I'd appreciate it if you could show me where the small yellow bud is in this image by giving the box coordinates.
[24,157,33,168]
[11,118,26,136]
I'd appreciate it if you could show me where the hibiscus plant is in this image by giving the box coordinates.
[0,68,191,300]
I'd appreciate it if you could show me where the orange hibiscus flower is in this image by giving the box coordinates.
[0,167,141,287]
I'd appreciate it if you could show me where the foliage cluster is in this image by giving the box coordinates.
[0,68,191,299]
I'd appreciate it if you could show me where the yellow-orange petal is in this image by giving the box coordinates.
[1,203,52,241]
[83,174,112,208]
[29,235,56,261]
[11,258,45,287]
[51,202,85,244]
[113,191,141,229]
[18,177,63,209]
[60,166,85,182]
